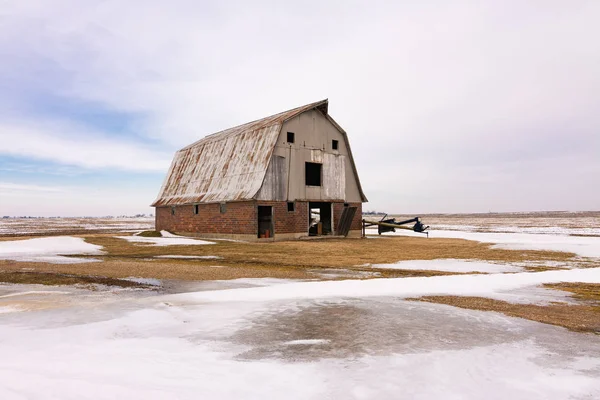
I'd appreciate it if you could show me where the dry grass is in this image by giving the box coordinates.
[85,234,578,268]
[0,271,151,289]
[136,231,163,237]
[544,282,600,303]
[0,233,582,283]
[411,283,600,333]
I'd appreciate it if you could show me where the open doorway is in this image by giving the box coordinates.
[308,202,332,236]
[257,206,273,238]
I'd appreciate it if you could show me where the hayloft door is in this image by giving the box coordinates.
[257,206,273,238]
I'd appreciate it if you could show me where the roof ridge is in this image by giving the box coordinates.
[179,99,328,151]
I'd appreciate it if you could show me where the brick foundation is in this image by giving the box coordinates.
[155,201,363,241]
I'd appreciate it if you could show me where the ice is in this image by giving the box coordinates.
[283,339,331,346]
[116,231,215,246]
[176,267,600,303]
[0,236,103,263]
[1,290,599,399]
[123,277,162,286]
[0,290,72,299]
[372,259,524,273]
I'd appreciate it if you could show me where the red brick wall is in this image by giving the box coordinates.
[256,201,309,234]
[155,201,314,236]
[156,202,257,235]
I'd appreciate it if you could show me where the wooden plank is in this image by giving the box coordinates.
[337,207,357,236]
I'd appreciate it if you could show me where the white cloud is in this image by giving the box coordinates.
[0,119,172,172]
[0,182,64,193]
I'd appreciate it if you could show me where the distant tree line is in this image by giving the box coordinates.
[363,210,387,215]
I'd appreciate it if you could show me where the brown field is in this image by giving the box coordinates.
[0,233,585,283]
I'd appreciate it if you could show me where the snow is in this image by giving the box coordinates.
[0,217,154,235]
[369,228,600,258]
[283,339,330,346]
[431,224,600,236]
[432,230,600,258]
[0,236,103,263]
[154,255,222,259]
[1,287,600,399]
[372,259,524,273]
[116,231,215,246]
[2,218,600,398]
[0,290,72,298]
[177,267,600,303]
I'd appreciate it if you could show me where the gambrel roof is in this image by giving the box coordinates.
[152,99,367,206]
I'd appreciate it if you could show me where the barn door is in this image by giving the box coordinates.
[336,206,357,236]
[257,206,273,238]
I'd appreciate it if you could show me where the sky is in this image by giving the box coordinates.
[1,0,599,216]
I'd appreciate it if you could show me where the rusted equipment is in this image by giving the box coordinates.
[362,215,429,237]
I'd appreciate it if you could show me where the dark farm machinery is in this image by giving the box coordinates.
[362,215,430,237]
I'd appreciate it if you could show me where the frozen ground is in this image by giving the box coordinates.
[389,211,600,236]
[368,228,600,259]
[176,267,600,304]
[116,231,215,246]
[0,217,154,236]
[1,277,600,399]
[0,236,103,264]
[371,259,524,273]
[1,214,599,399]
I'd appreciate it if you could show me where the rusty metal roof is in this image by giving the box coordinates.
[152,100,331,206]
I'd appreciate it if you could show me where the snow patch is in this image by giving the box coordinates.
[283,339,330,346]
[177,268,600,303]
[372,259,523,273]
[369,228,600,258]
[0,236,103,264]
[0,291,72,298]
[116,232,214,246]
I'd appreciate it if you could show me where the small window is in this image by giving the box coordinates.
[220,203,226,214]
[287,202,295,212]
[171,206,176,215]
[332,140,339,150]
[193,204,199,215]
[305,162,322,186]
[344,203,349,208]
[287,132,295,143]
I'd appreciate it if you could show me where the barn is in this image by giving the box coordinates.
[151,99,367,240]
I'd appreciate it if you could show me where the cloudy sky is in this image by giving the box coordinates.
[1,0,598,216]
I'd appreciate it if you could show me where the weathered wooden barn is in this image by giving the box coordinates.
[152,99,367,240]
